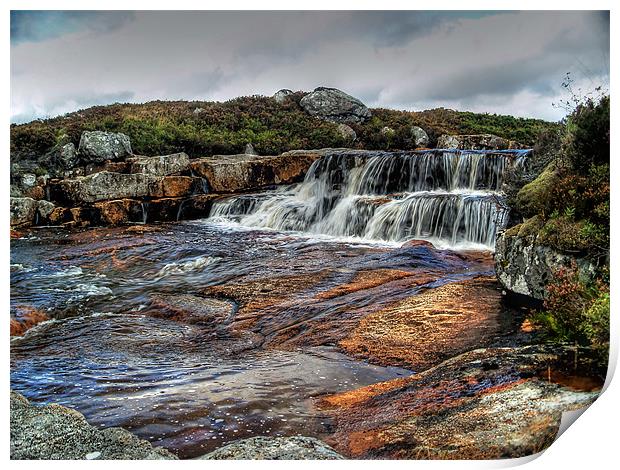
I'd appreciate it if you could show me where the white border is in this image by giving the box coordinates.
[2,2,617,469]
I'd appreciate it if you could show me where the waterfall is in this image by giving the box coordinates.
[207,149,529,249]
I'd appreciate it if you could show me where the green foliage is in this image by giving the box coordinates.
[563,96,610,172]
[10,96,558,160]
[530,265,609,361]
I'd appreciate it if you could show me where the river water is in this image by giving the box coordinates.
[10,149,527,458]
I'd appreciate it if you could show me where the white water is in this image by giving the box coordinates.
[207,149,529,249]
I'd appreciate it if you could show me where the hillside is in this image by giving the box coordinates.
[10,92,558,161]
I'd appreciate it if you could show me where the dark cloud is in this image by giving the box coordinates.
[10,11,610,123]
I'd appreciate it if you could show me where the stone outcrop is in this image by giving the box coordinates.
[437,134,520,150]
[128,152,190,176]
[55,172,204,204]
[495,227,596,300]
[200,436,344,460]
[10,391,176,460]
[320,345,599,459]
[410,126,429,148]
[191,151,324,193]
[273,89,294,103]
[78,131,132,163]
[300,87,371,124]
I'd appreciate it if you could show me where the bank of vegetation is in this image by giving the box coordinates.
[10,93,557,161]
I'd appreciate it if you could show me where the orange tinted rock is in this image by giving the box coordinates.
[338,276,511,370]
[10,307,49,336]
[319,346,599,459]
[160,176,198,197]
[94,200,130,225]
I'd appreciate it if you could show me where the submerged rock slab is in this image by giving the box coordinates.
[200,436,344,460]
[319,346,599,459]
[10,391,176,460]
[339,276,514,370]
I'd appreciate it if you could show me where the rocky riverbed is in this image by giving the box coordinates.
[10,131,603,460]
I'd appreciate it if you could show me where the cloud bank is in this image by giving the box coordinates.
[10,10,609,123]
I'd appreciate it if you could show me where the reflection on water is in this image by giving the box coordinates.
[10,222,486,458]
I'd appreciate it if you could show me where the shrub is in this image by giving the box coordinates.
[562,96,610,173]
[530,264,609,362]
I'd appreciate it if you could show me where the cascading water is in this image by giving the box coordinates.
[207,149,530,249]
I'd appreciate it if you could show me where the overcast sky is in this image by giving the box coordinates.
[10,10,609,124]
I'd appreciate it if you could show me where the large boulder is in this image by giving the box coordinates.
[300,87,371,124]
[411,126,429,148]
[128,153,190,176]
[10,391,176,460]
[200,436,344,460]
[10,197,37,227]
[273,89,294,103]
[495,225,597,300]
[191,151,323,193]
[78,131,132,163]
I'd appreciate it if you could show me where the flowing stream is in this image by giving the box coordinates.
[209,149,529,249]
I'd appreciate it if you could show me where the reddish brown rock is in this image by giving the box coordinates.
[338,276,511,370]
[145,294,235,327]
[319,346,600,459]
[10,306,49,336]
[191,151,323,193]
[161,176,200,197]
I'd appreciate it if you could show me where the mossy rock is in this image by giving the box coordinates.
[515,162,561,218]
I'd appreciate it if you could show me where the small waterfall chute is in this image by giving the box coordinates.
[206,149,530,249]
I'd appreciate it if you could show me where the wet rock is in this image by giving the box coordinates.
[191,151,322,193]
[174,194,219,220]
[495,229,596,300]
[10,307,49,336]
[337,123,357,142]
[200,436,344,460]
[273,89,294,103]
[160,176,202,198]
[128,152,190,176]
[10,197,37,227]
[47,207,73,225]
[338,276,515,370]
[147,294,235,326]
[411,126,429,148]
[10,391,176,460]
[300,87,371,124]
[93,199,144,225]
[78,131,132,164]
[320,345,599,459]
